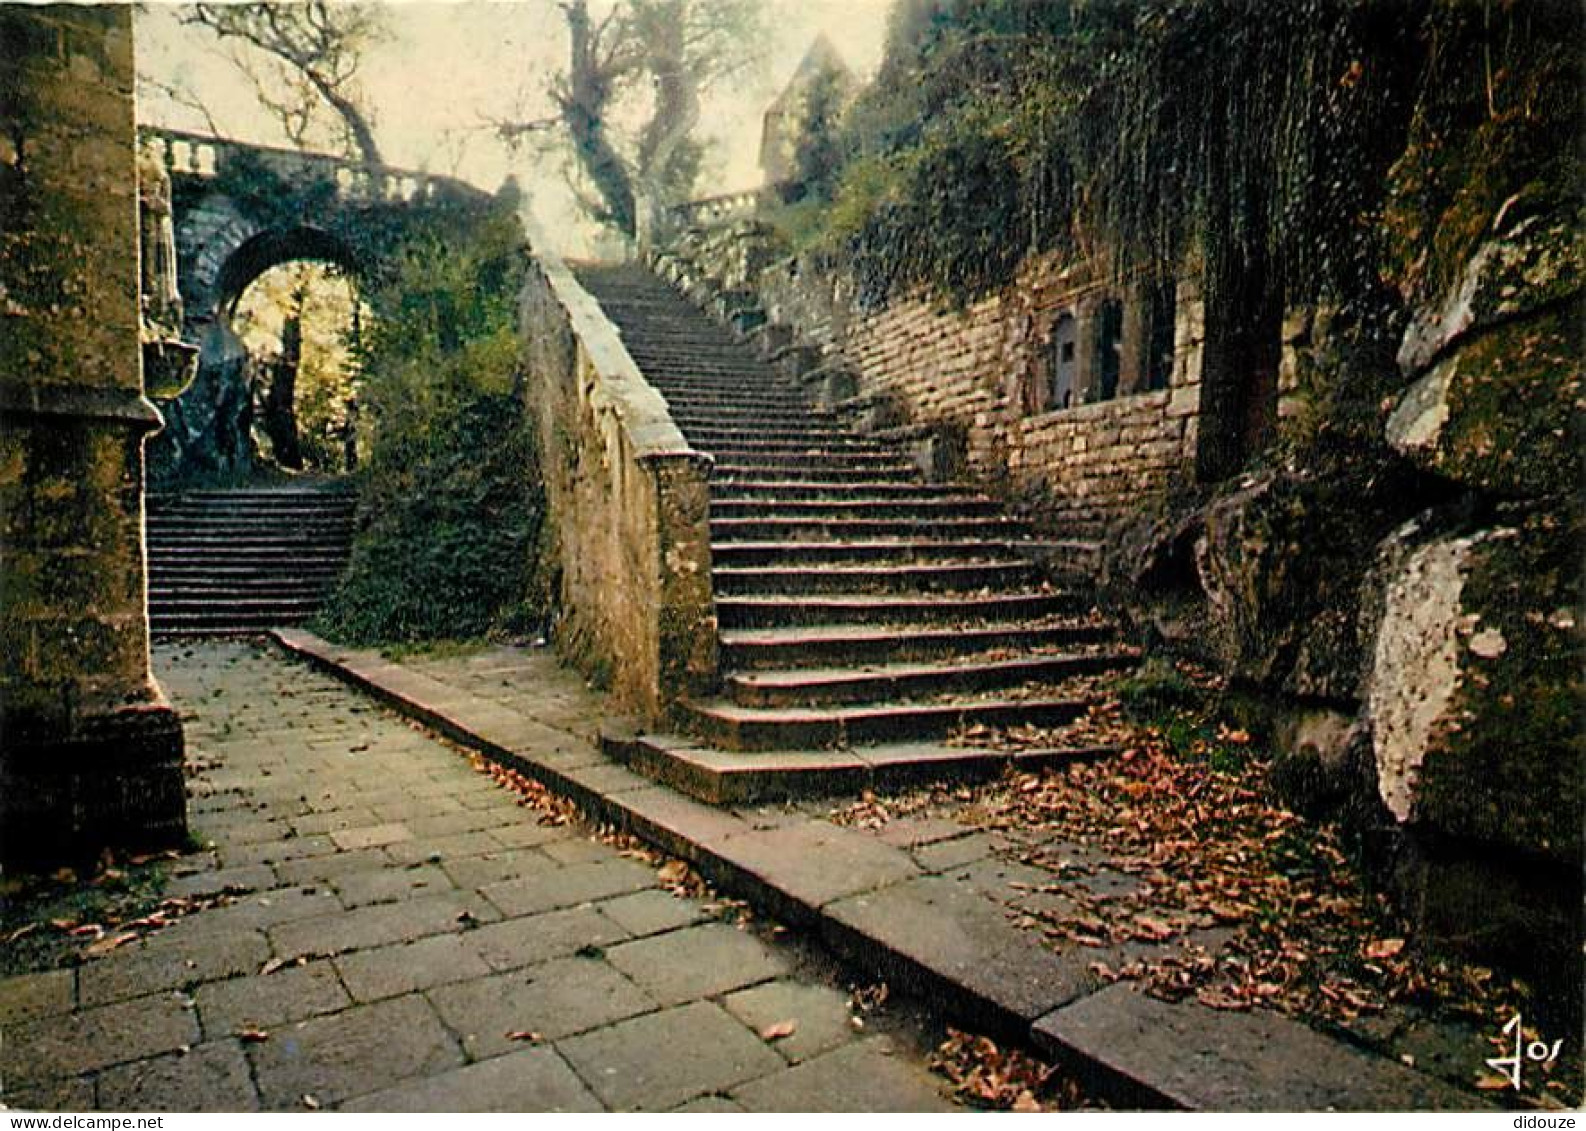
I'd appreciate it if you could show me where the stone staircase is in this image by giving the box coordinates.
[574,263,1137,802]
[145,486,355,637]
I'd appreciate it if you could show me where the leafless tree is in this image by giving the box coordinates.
[182,2,387,166]
[497,0,764,240]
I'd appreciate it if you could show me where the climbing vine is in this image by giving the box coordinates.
[312,199,543,645]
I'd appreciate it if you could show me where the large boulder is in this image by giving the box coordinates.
[1396,208,1582,375]
[1187,466,1427,702]
[1388,303,1581,499]
[1364,508,1582,863]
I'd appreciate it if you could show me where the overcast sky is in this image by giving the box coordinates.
[135,0,891,254]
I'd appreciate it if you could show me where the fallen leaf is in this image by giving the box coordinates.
[657,859,689,885]
[301,1094,320,1110]
[759,1019,798,1040]
[505,1030,543,1042]
[82,931,138,957]
[1363,937,1405,960]
[1475,1074,1514,1092]
[1011,1090,1042,1113]
[238,1029,270,1043]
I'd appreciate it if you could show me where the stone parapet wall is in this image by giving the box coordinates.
[657,228,1203,537]
[519,236,716,723]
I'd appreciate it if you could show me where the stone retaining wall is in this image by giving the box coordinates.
[656,227,1205,536]
[518,236,716,722]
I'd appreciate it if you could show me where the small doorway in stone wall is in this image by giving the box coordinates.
[1049,312,1079,410]
[1197,262,1282,481]
[1094,298,1124,402]
[1141,280,1176,392]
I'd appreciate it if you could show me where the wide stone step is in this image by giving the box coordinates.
[711,496,1000,522]
[683,424,855,445]
[712,479,969,502]
[151,612,312,635]
[146,521,354,537]
[724,651,1137,708]
[617,730,1098,803]
[149,562,346,577]
[149,553,351,570]
[710,538,1043,568]
[719,620,1115,669]
[681,694,1094,752]
[696,438,895,458]
[150,595,326,614]
[711,515,1026,542]
[715,590,1076,629]
[713,559,1037,596]
[711,462,920,484]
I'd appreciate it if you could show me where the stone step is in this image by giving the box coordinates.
[609,731,1118,805]
[695,437,896,457]
[149,562,346,578]
[150,595,326,614]
[719,620,1115,669]
[707,458,918,479]
[683,424,855,444]
[146,520,354,537]
[715,591,1077,630]
[711,479,971,502]
[710,538,1045,568]
[713,559,1038,596]
[681,694,1094,752]
[710,496,1000,522]
[711,515,1027,542]
[724,651,1137,708]
[711,462,919,484]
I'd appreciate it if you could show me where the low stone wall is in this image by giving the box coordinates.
[518,239,716,723]
[655,227,1204,537]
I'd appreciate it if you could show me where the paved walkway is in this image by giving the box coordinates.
[0,641,956,1113]
[266,632,1494,1113]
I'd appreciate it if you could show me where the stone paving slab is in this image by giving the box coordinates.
[557,1000,788,1111]
[195,959,349,1036]
[339,1046,603,1113]
[428,955,658,1056]
[823,875,1093,1033]
[604,922,789,1006]
[95,1040,259,1113]
[1032,983,1491,1111]
[247,994,464,1109]
[731,1037,957,1112]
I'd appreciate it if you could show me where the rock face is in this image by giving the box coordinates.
[1366,514,1582,860]
[1106,20,1583,1017]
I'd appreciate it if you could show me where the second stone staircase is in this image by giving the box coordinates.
[146,486,355,636]
[575,263,1135,802]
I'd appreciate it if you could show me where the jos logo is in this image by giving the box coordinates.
[1485,1012,1563,1092]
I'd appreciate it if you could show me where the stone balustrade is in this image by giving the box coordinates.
[516,213,717,723]
[666,188,771,231]
[139,126,484,207]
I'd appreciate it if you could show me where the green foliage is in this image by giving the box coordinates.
[312,202,543,645]
[770,0,1575,322]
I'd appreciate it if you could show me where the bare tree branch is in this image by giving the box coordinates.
[183,2,387,166]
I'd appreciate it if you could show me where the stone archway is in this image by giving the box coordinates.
[139,127,492,484]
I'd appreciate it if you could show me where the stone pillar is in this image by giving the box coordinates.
[0,6,187,866]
